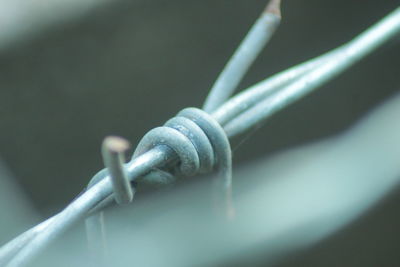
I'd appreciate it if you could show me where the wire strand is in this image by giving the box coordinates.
[212,48,337,125]
[3,6,400,267]
[223,7,400,137]
[203,0,281,113]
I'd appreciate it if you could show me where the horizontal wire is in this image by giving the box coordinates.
[3,6,400,267]
[203,0,281,113]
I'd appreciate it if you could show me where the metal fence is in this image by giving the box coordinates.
[1,1,400,266]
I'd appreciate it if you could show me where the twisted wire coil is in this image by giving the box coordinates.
[134,107,232,189]
[3,6,400,266]
[85,107,233,264]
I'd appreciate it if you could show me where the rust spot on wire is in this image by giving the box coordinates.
[103,136,130,154]
[264,0,281,18]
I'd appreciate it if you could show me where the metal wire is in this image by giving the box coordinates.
[203,0,281,113]
[2,5,400,267]
[5,147,173,267]
[212,48,338,126]
[223,6,400,137]
[0,216,56,266]
[101,137,134,205]
[85,136,134,265]
[133,107,233,216]
[0,192,116,266]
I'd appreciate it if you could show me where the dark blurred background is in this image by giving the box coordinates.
[0,0,399,266]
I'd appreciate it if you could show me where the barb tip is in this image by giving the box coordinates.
[265,0,281,18]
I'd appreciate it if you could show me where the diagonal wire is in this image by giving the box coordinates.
[212,48,338,126]
[203,0,281,113]
[2,6,400,267]
[222,6,400,137]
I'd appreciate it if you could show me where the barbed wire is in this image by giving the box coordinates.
[1,2,400,266]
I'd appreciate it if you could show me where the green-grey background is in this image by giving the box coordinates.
[0,0,399,266]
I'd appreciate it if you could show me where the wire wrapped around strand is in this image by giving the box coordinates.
[83,108,234,264]
[3,4,400,267]
[133,107,233,216]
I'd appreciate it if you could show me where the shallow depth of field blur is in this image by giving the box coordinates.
[0,0,400,266]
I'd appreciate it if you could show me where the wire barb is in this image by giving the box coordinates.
[203,0,282,113]
[102,136,134,205]
[134,107,233,216]
[2,6,400,267]
[222,6,400,137]
[265,0,281,18]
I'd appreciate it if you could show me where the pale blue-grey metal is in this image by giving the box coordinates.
[0,192,114,266]
[0,216,56,266]
[165,116,215,173]
[0,193,115,266]
[5,147,173,267]
[85,210,107,266]
[101,136,134,205]
[85,136,149,265]
[3,6,400,267]
[178,108,232,187]
[177,108,233,216]
[134,128,200,176]
[1,0,279,262]
[223,6,400,137]
[212,48,337,126]
[203,0,281,113]
[134,107,233,215]
[85,170,111,266]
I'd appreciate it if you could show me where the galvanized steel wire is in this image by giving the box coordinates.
[203,0,281,113]
[1,3,400,266]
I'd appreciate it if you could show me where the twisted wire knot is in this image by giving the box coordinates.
[133,107,232,188]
